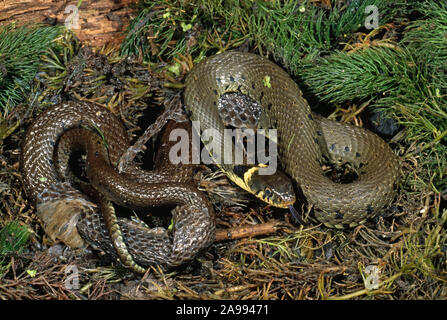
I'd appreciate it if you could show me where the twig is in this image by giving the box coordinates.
[215,221,281,242]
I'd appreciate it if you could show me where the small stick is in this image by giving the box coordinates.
[215,221,281,242]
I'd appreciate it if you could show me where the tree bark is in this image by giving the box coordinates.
[0,0,138,47]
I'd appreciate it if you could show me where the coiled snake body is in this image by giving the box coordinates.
[184,51,400,228]
[21,102,215,272]
[21,51,400,272]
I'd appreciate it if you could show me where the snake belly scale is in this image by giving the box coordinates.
[184,51,400,228]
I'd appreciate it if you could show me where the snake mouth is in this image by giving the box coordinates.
[274,199,296,209]
[260,195,296,209]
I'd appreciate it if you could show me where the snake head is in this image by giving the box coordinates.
[245,167,296,208]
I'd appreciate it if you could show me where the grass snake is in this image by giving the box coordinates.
[184,51,400,228]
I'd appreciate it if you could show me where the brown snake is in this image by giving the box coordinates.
[21,101,215,272]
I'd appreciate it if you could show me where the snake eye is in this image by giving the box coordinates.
[264,187,273,199]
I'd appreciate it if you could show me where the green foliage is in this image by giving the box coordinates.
[392,208,447,281]
[248,0,406,73]
[0,221,30,275]
[249,0,331,69]
[401,1,447,109]
[403,1,447,71]
[37,30,82,104]
[397,1,447,192]
[120,0,250,63]
[300,47,416,104]
[0,24,63,112]
[0,221,30,259]
[121,0,406,68]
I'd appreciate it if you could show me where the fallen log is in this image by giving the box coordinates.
[0,0,138,47]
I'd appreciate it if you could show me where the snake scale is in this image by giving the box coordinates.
[21,51,400,272]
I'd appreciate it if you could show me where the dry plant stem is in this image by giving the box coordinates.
[215,221,281,242]
[404,129,447,159]
[327,272,404,300]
